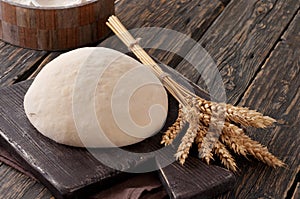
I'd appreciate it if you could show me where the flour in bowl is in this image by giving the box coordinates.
[8,0,92,7]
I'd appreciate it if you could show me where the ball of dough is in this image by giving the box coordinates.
[24,47,168,148]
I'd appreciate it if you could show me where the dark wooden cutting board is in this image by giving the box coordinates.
[0,63,235,199]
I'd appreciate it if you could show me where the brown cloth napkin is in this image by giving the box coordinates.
[0,144,36,180]
[89,173,168,199]
[0,144,168,199]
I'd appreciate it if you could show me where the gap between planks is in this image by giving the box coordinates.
[286,170,300,199]
[224,9,300,199]
[174,0,300,105]
[14,0,229,85]
[234,6,300,106]
[14,53,51,83]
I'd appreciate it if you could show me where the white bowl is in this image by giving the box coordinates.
[31,0,82,7]
[0,0,114,50]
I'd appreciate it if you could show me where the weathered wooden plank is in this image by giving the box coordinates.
[116,0,224,38]
[215,10,300,199]
[0,144,35,179]
[292,183,299,199]
[151,60,235,199]
[4,0,226,86]
[158,155,235,199]
[176,0,300,103]
[0,41,51,196]
[0,0,226,85]
[0,82,132,199]
[0,60,235,199]
[219,0,230,5]
[0,1,299,197]
[102,0,225,65]
[27,52,61,80]
[0,41,47,87]
[0,164,51,199]
[0,2,229,199]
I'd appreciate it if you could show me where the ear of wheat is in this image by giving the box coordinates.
[106,15,285,171]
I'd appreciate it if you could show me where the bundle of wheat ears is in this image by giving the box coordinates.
[106,16,285,171]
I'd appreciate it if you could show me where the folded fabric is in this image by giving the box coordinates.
[0,144,36,180]
[89,173,168,199]
[0,145,167,199]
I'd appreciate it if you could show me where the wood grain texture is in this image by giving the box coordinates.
[27,52,61,80]
[115,0,224,38]
[0,82,129,199]
[0,164,51,199]
[159,156,235,199]
[0,41,47,87]
[0,61,235,199]
[2,0,225,88]
[176,0,300,103]
[0,0,114,50]
[102,0,225,65]
[0,2,229,198]
[0,0,298,198]
[215,10,300,199]
[292,183,299,199]
[4,0,226,86]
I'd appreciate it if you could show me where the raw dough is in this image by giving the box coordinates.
[24,47,168,148]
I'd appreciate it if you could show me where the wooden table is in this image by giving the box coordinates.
[0,0,299,198]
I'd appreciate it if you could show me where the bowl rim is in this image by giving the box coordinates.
[0,0,99,10]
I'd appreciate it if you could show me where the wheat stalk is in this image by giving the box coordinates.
[222,122,285,167]
[213,141,237,172]
[106,15,285,171]
[161,104,185,146]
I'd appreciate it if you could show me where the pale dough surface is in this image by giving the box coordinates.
[24,47,168,148]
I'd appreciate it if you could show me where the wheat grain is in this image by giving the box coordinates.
[161,104,185,145]
[195,123,207,147]
[213,141,237,172]
[175,108,199,164]
[221,123,248,156]
[222,123,285,167]
[225,104,276,128]
[107,16,285,171]
[175,126,197,165]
